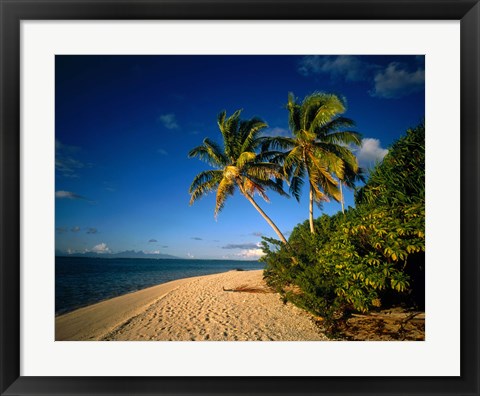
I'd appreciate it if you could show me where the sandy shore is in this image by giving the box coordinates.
[56,270,328,341]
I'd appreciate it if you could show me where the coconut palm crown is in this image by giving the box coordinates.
[270,92,362,233]
[188,110,289,244]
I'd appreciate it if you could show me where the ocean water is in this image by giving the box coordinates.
[55,256,264,315]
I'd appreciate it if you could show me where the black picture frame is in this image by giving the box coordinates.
[1,1,479,395]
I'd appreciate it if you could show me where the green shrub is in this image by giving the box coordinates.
[355,124,425,206]
[261,124,425,330]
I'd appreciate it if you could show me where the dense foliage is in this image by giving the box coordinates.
[355,124,425,206]
[261,124,425,329]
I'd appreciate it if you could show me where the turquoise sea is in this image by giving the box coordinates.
[55,256,264,315]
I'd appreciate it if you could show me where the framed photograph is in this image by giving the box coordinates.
[1,0,478,395]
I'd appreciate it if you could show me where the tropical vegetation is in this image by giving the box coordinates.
[261,123,425,332]
[188,93,425,335]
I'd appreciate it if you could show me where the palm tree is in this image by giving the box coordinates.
[188,110,289,245]
[273,92,362,233]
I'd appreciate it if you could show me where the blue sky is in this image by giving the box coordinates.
[55,55,425,260]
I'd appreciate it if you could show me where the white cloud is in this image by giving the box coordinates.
[91,242,110,254]
[355,138,388,168]
[55,157,85,178]
[235,242,265,260]
[158,113,179,130]
[236,248,265,260]
[371,62,425,98]
[144,250,160,254]
[55,139,86,178]
[56,191,95,204]
[298,55,372,81]
[55,190,87,200]
[157,148,168,155]
[55,139,80,153]
[298,56,424,99]
[223,242,258,250]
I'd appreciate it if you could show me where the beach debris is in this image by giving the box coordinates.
[222,284,272,294]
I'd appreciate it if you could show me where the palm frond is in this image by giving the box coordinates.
[320,175,341,201]
[287,92,301,133]
[343,166,366,188]
[309,94,346,132]
[311,146,345,180]
[289,165,306,202]
[289,175,303,202]
[203,138,229,166]
[259,136,296,151]
[300,92,343,131]
[188,138,228,167]
[217,110,226,131]
[315,142,359,175]
[247,176,290,199]
[283,146,304,173]
[224,109,242,140]
[189,171,223,205]
[308,153,339,188]
[322,130,362,146]
[243,177,269,202]
[189,170,224,193]
[215,177,235,217]
[246,163,284,181]
[236,151,256,169]
[256,150,287,164]
[309,178,327,203]
[317,116,356,135]
[300,93,323,131]
[309,165,340,202]
[295,129,317,144]
[239,118,268,154]
[218,110,242,160]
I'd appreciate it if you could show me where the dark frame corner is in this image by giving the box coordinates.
[1,1,479,395]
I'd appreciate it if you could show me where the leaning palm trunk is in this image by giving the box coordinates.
[238,182,288,245]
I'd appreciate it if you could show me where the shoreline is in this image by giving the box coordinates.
[55,270,232,317]
[55,270,328,341]
[55,271,226,341]
[55,257,264,316]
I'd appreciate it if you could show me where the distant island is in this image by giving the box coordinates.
[55,250,179,260]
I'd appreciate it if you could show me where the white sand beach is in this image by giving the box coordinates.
[55,270,328,341]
